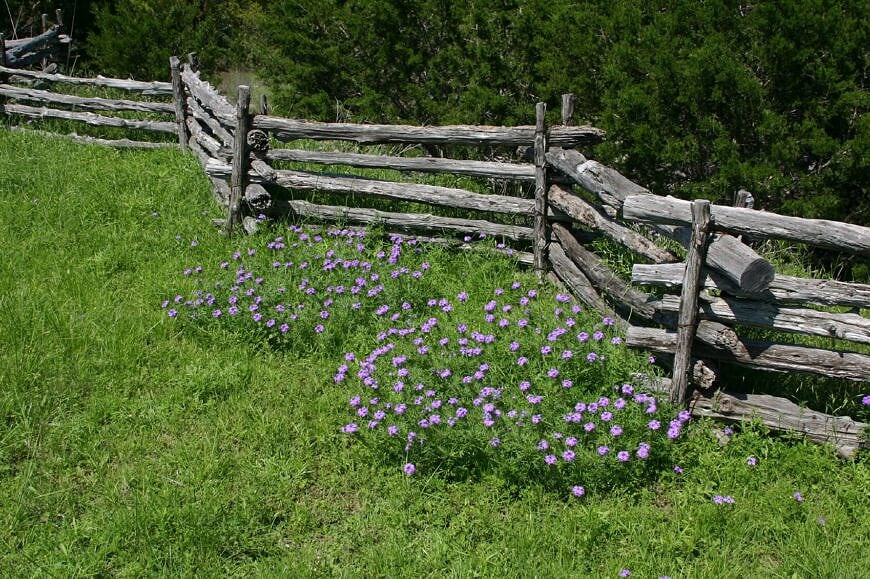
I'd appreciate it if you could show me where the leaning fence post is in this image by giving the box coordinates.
[225,85,251,235]
[561,93,576,127]
[169,56,189,148]
[187,52,199,73]
[671,199,712,405]
[533,101,548,278]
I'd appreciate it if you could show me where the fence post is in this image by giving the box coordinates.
[0,33,6,68]
[734,188,754,209]
[225,85,251,235]
[533,101,548,278]
[671,199,711,405]
[561,93,576,127]
[169,56,189,148]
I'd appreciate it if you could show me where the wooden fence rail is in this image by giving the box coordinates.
[1,55,865,457]
[0,59,179,149]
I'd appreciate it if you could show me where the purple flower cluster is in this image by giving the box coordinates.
[163,227,434,345]
[336,274,685,489]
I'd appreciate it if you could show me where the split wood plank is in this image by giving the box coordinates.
[180,65,235,126]
[551,223,666,323]
[548,184,679,264]
[658,294,870,344]
[225,85,251,235]
[0,83,175,114]
[690,390,867,459]
[2,103,177,133]
[533,102,548,277]
[266,148,536,181]
[625,322,870,383]
[671,200,711,405]
[186,96,234,146]
[252,115,605,146]
[9,126,179,149]
[623,194,870,256]
[548,242,610,313]
[169,56,188,147]
[632,262,870,309]
[255,169,535,217]
[0,65,172,94]
[272,199,534,241]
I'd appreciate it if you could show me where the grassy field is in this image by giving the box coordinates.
[0,128,868,577]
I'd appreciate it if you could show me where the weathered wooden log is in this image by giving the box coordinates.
[659,294,870,344]
[548,184,679,264]
[533,102,549,277]
[181,65,236,126]
[261,169,535,217]
[265,148,536,181]
[0,65,172,94]
[671,200,712,405]
[0,84,175,114]
[626,322,870,382]
[553,223,676,327]
[186,116,230,159]
[186,135,230,206]
[548,242,610,314]
[186,96,234,146]
[551,223,667,323]
[186,132,212,168]
[546,148,648,211]
[211,177,231,207]
[658,224,775,293]
[387,233,534,267]
[5,47,59,68]
[250,158,277,182]
[244,183,272,213]
[633,262,870,309]
[4,33,69,51]
[247,129,269,152]
[624,195,870,256]
[169,56,188,148]
[9,126,180,149]
[252,115,605,146]
[5,25,61,58]
[272,199,534,241]
[226,85,251,235]
[689,390,867,459]
[2,103,178,133]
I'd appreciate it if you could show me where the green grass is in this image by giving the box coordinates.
[0,128,868,577]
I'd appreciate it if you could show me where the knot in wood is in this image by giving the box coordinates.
[246,129,269,152]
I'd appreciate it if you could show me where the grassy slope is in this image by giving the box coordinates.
[0,130,867,577]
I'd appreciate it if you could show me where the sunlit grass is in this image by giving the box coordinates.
[0,128,867,576]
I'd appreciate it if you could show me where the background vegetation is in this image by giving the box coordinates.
[3,1,867,243]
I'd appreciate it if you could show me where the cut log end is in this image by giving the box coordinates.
[741,258,777,294]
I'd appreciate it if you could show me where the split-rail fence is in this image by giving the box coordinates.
[1,55,867,457]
